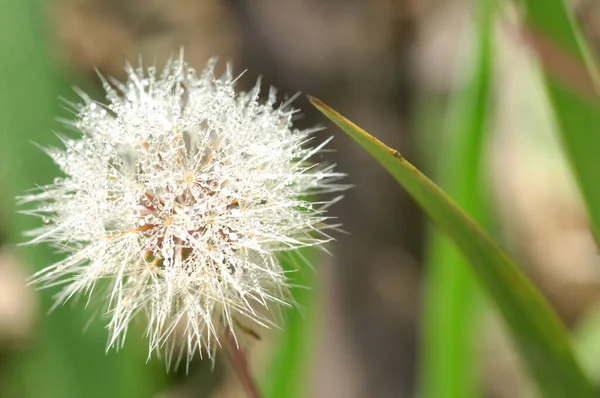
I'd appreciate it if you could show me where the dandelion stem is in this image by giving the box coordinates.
[224,330,262,398]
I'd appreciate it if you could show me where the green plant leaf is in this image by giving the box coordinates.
[0,1,166,397]
[310,97,596,398]
[515,2,600,389]
[575,303,600,383]
[263,249,318,398]
[516,0,600,244]
[419,0,494,396]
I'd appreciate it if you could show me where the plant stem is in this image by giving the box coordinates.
[223,330,261,398]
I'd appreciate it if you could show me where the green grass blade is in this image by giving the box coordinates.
[263,249,317,398]
[310,98,596,398]
[521,302,600,398]
[0,1,166,397]
[516,0,600,244]
[419,0,494,396]
[575,304,600,382]
[514,3,600,387]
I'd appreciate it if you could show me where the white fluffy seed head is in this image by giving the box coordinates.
[20,55,345,368]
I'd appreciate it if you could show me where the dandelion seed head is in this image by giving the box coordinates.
[21,56,345,367]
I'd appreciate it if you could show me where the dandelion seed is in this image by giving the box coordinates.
[20,55,346,367]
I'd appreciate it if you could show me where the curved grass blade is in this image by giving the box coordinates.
[310,97,596,398]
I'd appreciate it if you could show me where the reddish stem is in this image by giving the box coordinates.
[223,330,262,398]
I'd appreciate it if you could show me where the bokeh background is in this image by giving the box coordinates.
[2,0,600,397]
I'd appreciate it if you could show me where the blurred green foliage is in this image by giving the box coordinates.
[0,1,167,397]
[518,0,600,243]
[263,249,318,398]
[515,0,600,390]
[419,0,494,396]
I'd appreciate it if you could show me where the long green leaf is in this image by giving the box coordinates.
[0,1,165,397]
[263,249,318,398]
[516,0,600,244]
[419,0,494,396]
[516,1,600,388]
[575,303,600,382]
[310,97,596,398]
